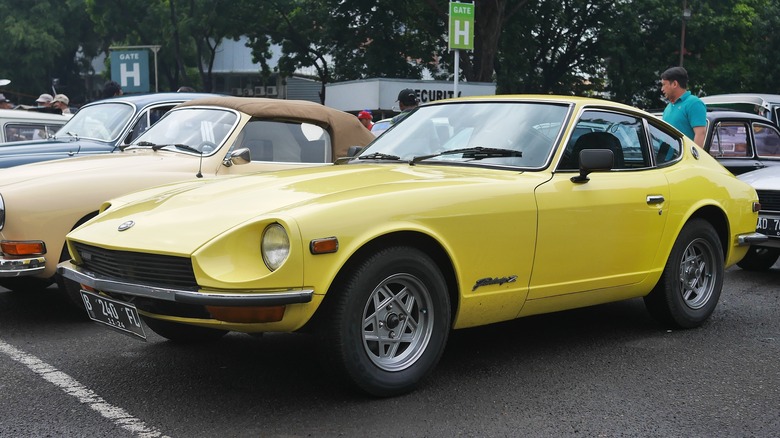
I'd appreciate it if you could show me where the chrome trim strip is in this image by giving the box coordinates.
[0,256,46,277]
[57,260,313,306]
[737,232,769,246]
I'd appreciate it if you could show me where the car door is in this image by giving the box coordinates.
[529,110,671,300]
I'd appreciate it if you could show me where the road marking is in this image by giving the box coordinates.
[0,339,170,438]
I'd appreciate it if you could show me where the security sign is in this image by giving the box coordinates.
[449,2,475,51]
[110,50,150,93]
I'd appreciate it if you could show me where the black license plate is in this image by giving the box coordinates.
[757,215,780,238]
[81,290,146,340]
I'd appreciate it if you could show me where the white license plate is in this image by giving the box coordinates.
[757,215,780,238]
[81,290,146,340]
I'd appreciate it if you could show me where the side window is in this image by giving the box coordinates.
[232,120,332,163]
[709,122,750,158]
[649,124,683,165]
[559,110,648,170]
[753,122,780,157]
[3,123,51,142]
[125,105,177,144]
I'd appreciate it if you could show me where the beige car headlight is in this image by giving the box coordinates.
[261,223,290,271]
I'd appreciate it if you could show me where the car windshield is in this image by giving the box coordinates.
[129,108,238,155]
[358,101,570,168]
[53,102,135,142]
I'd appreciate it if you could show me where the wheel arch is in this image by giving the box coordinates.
[313,231,459,329]
[686,205,729,261]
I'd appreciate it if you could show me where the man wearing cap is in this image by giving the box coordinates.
[0,93,14,109]
[391,89,419,125]
[51,94,71,114]
[357,110,374,130]
[36,93,53,107]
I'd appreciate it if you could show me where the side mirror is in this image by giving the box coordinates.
[571,149,614,183]
[223,147,251,167]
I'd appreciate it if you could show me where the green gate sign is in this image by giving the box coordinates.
[448,2,475,51]
[110,50,150,93]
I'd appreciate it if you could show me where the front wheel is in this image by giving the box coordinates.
[318,246,451,397]
[644,219,724,329]
[737,246,780,271]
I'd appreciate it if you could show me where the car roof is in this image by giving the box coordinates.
[0,108,70,122]
[701,93,780,108]
[79,92,220,109]
[705,110,772,122]
[176,96,376,156]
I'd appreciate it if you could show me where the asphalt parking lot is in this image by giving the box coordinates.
[1,263,778,437]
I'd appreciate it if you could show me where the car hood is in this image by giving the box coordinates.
[68,163,541,255]
[0,149,203,188]
[737,166,780,191]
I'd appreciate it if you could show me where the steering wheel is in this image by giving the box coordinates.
[199,141,218,154]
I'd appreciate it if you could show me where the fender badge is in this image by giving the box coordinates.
[472,275,518,291]
[118,220,135,231]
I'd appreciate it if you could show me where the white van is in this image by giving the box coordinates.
[0,109,70,143]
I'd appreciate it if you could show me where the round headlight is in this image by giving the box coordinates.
[261,223,290,271]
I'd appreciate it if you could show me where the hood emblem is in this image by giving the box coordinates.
[118,220,135,231]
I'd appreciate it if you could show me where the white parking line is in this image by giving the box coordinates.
[0,339,170,438]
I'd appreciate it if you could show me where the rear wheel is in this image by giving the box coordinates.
[644,219,723,329]
[318,246,451,397]
[737,246,780,271]
[142,316,228,343]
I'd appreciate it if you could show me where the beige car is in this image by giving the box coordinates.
[0,108,69,143]
[0,96,374,297]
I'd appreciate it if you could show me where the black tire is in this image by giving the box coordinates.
[644,219,724,329]
[142,316,228,343]
[737,246,780,271]
[318,246,451,397]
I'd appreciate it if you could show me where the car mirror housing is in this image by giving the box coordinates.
[571,149,614,183]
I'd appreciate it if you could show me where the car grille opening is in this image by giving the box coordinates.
[756,190,780,213]
[73,242,197,289]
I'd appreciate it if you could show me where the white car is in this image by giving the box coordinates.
[737,166,780,270]
[0,109,69,143]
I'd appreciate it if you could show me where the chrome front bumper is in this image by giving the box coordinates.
[0,256,46,277]
[57,260,313,306]
[737,232,769,246]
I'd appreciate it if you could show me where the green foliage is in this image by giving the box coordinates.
[3,0,780,108]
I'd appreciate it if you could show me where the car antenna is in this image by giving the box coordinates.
[196,150,203,178]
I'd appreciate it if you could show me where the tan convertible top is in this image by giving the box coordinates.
[177,96,375,157]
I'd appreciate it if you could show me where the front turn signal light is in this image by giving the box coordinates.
[753,202,762,212]
[1,240,46,256]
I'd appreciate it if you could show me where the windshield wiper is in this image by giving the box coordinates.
[411,147,522,165]
[357,152,402,161]
[148,143,202,154]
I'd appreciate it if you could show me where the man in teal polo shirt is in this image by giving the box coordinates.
[661,66,706,147]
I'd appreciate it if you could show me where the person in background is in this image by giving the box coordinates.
[101,81,123,99]
[36,93,53,107]
[51,94,71,114]
[391,89,419,125]
[660,66,706,147]
[357,110,373,130]
[0,93,14,109]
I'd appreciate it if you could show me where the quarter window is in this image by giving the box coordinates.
[753,123,780,157]
[649,124,683,165]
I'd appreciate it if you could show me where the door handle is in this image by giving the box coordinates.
[646,195,665,205]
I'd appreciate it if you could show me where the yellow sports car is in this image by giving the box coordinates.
[59,95,766,396]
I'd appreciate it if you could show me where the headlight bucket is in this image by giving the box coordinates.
[261,223,290,271]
